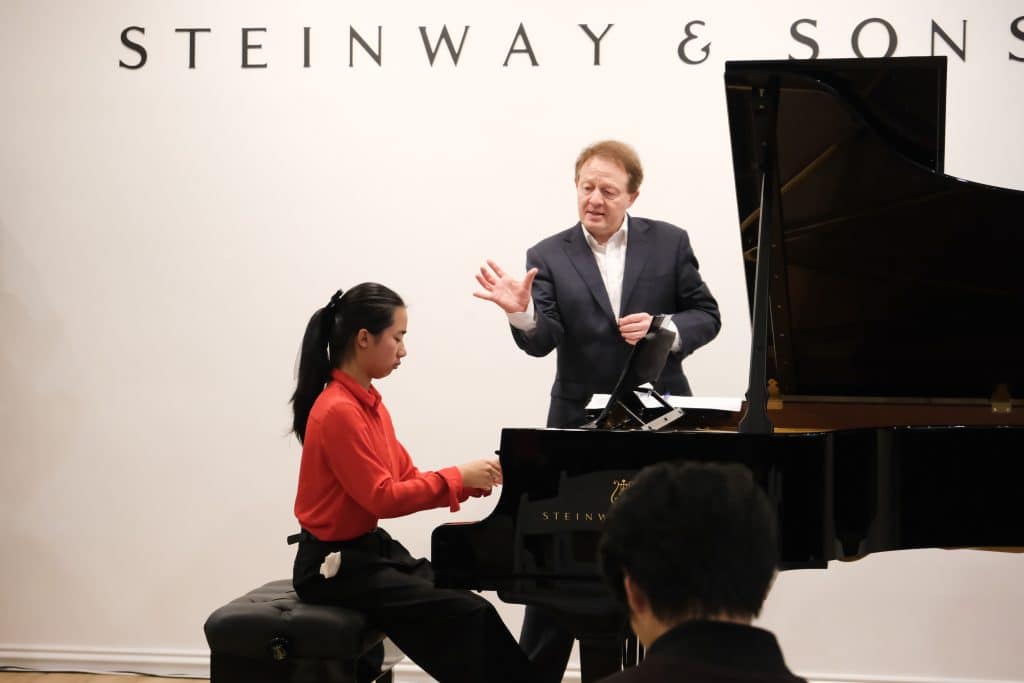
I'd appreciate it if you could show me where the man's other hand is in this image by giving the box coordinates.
[618,312,653,345]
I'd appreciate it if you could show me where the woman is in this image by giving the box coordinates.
[290,283,533,683]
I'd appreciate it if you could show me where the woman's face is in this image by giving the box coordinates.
[362,306,408,380]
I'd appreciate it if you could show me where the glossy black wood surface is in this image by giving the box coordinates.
[432,424,1024,682]
[433,425,1024,601]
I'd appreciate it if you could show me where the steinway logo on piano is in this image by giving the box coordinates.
[536,478,632,523]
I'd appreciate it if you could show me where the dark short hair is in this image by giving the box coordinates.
[574,140,643,194]
[598,462,779,622]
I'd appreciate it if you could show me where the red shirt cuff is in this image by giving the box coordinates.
[438,466,464,511]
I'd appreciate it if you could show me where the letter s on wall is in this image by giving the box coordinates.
[119,26,147,69]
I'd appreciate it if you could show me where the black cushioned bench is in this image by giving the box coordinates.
[204,579,397,683]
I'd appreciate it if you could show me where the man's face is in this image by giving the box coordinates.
[576,155,638,243]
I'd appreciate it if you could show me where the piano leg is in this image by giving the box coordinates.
[579,635,626,683]
[519,605,575,683]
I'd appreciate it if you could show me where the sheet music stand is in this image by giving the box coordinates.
[583,315,686,431]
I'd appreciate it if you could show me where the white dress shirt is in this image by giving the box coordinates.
[583,218,628,319]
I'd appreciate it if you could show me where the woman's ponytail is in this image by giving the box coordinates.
[291,304,335,443]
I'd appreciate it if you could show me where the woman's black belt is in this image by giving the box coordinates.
[286,527,388,551]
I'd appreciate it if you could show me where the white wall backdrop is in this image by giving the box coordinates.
[2,1,1023,681]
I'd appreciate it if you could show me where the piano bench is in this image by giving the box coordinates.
[203,579,397,683]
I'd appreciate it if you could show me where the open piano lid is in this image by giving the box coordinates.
[725,57,1024,403]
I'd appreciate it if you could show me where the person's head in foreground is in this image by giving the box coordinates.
[598,461,779,648]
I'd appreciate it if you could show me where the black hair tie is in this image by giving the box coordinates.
[325,289,344,312]
[322,289,344,339]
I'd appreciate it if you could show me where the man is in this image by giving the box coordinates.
[597,461,807,683]
[474,140,722,681]
[474,139,721,429]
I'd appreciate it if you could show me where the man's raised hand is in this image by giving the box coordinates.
[473,259,538,314]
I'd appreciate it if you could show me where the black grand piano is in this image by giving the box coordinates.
[432,56,1024,682]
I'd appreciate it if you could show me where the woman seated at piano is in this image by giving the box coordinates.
[290,282,535,683]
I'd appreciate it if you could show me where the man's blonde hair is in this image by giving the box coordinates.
[574,140,644,194]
